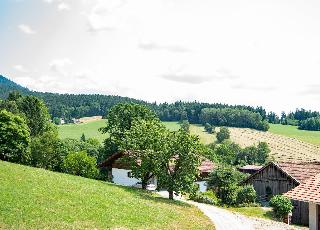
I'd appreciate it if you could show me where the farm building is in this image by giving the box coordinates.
[238,165,263,174]
[99,152,215,192]
[285,174,320,230]
[243,161,320,226]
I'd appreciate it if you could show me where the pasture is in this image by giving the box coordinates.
[269,124,320,146]
[0,160,214,230]
[58,119,107,143]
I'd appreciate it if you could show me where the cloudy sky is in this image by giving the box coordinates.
[1,0,320,114]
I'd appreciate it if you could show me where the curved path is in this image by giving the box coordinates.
[191,201,305,230]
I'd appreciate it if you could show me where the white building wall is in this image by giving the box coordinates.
[112,168,140,186]
[196,181,208,192]
[309,202,318,230]
[112,168,157,188]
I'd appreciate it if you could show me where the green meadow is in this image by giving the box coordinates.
[0,160,213,230]
[269,123,320,146]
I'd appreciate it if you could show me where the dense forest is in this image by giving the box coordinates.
[1,75,320,131]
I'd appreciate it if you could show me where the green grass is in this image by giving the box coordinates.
[58,119,107,143]
[162,121,181,131]
[225,206,273,220]
[0,160,214,230]
[269,124,320,146]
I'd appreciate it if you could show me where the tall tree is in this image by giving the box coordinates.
[157,130,203,199]
[0,110,30,163]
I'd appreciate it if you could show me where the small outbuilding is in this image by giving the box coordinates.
[243,161,320,226]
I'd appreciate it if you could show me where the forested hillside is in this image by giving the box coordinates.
[0,75,269,128]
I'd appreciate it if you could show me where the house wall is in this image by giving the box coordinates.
[309,202,318,230]
[196,181,208,193]
[112,168,141,186]
[112,168,157,187]
[245,163,307,226]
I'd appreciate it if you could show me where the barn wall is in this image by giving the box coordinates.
[245,164,297,200]
[292,200,309,226]
[244,163,307,226]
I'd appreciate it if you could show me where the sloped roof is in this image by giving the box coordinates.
[285,173,320,204]
[198,159,215,173]
[242,161,320,185]
[277,162,320,183]
[239,165,263,170]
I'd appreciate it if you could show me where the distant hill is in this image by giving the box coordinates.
[0,75,268,127]
[0,75,30,98]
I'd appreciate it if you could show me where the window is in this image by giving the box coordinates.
[127,171,132,178]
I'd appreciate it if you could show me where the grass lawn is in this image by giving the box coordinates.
[225,206,273,220]
[269,124,320,146]
[0,160,214,230]
[58,119,107,143]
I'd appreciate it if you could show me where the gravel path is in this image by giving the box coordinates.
[189,202,306,230]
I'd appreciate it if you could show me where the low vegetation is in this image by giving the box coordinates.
[269,195,293,219]
[0,160,213,230]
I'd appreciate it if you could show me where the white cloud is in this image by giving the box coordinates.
[49,58,72,76]
[84,0,127,32]
[57,2,70,11]
[18,24,36,35]
[138,40,190,53]
[13,65,29,73]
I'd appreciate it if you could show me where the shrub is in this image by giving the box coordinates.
[236,185,257,205]
[63,151,98,179]
[189,192,217,205]
[269,195,293,218]
[216,127,230,143]
[204,123,214,133]
[208,166,246,205]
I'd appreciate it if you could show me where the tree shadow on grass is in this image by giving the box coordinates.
[104,182,191,207]
[263,210,275,220]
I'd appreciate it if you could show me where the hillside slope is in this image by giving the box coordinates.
[229,127,320,162]
[0,75,30,98]
[0,161,213,230]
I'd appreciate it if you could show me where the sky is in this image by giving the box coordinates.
[1,0,320,114]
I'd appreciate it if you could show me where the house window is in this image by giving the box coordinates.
[127,171,133,178]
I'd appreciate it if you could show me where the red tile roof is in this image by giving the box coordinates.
[277,162,320,183]
[285,173,320,204]
[198,160,215,173]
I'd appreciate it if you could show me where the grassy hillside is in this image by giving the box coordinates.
[58,119,108,143]
[269,124,320,146]
[0,160,213,230]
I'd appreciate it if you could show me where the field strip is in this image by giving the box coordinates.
[229,127,320,162]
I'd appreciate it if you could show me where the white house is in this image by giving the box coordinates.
[99,152,214,192]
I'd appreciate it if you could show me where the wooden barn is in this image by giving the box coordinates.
[242,161,320,226]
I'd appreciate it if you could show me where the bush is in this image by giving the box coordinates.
[269,195,293,218]
[216,127,230,143]
[189,192,217,205]
[208,166,246,205]
[236,185,257,205]
[63,151,98,179]
[204,123,214,133]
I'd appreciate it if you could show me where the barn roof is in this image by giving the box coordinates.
[242,161,320,185]
[239,165,263,170]
[285,173,320,204]
[277,162,320,183]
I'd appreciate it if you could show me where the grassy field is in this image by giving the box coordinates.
[225,206,273,220]
[58,119,107,143]
[0,160,214,230]
[269,124,320,146]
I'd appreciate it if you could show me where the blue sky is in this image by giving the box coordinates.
[1,0,320,114]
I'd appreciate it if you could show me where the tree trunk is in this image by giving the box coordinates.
[142,180,147,189]
[168,190,174,200]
